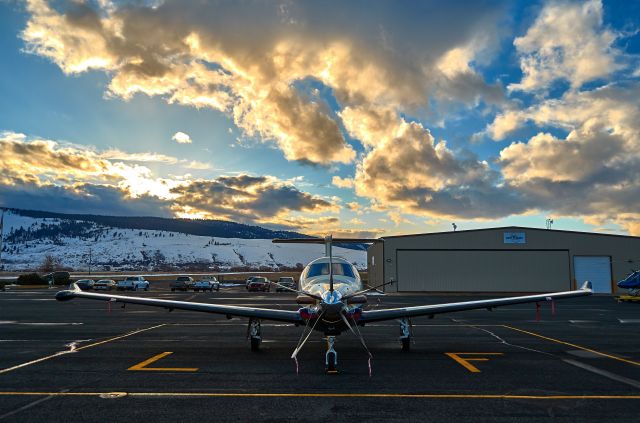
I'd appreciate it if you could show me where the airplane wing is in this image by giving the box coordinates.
[56,285,303,323]
[359,282,592,323]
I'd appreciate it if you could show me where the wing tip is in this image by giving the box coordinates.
[580,281,593,292]
[55,282,80,302]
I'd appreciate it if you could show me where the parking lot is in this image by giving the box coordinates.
[1,283,639,422]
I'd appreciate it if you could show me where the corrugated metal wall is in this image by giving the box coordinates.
[397,250,570,292]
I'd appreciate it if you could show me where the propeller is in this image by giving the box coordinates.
[339,311,373,376]
[270,281,323,301]
[342,279,395,301]
[290,311,324,374]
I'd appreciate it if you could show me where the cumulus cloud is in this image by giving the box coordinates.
[0,181,173,217]
[332,176,354,189]
[170,174,337,225]
[0,131,340,231]
[495,82,640,233]
[341,106,530,220]
[509,0,622,92]
[172,132,192,144]
[20,0,507,166]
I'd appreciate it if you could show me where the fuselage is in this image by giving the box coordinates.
[297,256,364,335]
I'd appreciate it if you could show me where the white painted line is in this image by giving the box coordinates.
[0,324,164,374]
[563,359,640,389]
[618,319,640,324]
[569,320,598,324]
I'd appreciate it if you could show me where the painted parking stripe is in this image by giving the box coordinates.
[0,324,166,374]
[502,325,640,367]
[0,392,638,399]
[128,352,198,372]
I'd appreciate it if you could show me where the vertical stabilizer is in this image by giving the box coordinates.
[325,235,334,293]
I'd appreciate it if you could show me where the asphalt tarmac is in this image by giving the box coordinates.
[1,283,639,422]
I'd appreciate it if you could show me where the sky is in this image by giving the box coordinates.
[1,0,640,237]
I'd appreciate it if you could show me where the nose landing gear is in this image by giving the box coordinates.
[248,318,262,351]
[399,317,412,351]
[325,336,338,374]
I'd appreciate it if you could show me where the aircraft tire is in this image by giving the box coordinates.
[401,337,411,351]
[250,337,261,351]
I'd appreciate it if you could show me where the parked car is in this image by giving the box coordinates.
[247,277,271,292]
[194,276,220,292]
[93,279,116,290]
[75,279,95,291]
[117,276,149,291]
[171,276,195,292]
[275,276,296,292]
[245,276,258,289]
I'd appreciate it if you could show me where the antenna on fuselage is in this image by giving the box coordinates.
[325,235,334,293]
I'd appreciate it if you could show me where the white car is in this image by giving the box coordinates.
[93,279,116,290]
[116,276,149,291]
[193,276,220,292]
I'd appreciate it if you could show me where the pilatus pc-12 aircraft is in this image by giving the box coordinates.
[56,236,593,373]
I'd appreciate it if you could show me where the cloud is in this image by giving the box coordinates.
[0,180,173,217]
[496,82,640,234]
[331,176,354,189]
[0,130,340,231]
[342,106,530,220]
[172,132,192,144]
[509,0,622,93]
[20,0,507,166]
[170,174,338,225]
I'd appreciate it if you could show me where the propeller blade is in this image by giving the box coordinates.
[291,312,323,360]
[340,312,372,358]
[270,281,323,300]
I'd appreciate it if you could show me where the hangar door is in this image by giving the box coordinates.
[573,256,612,294]
[397,250,570,292]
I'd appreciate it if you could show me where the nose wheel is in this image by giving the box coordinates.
[325,336,338,374]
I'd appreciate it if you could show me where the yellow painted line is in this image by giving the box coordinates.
[128,352,198,372]
[0,324,166,375]
[502,325,640,367]
[445,353,504,373]
[0,392,638,399]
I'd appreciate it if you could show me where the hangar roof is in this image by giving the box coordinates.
[380,226,640,240]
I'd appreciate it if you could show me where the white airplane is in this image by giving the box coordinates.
[56,236,593,373]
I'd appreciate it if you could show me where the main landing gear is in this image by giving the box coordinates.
[248,318,262,351]
[325,336,338,374]
[400,317,412,351]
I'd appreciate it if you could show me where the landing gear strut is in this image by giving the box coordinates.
[400,318,412,351]
[325,336,338,374]
[248,318,261,351]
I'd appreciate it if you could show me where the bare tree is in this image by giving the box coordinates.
[39,254,60,272]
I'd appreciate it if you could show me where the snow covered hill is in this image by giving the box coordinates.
[0,209,366,271]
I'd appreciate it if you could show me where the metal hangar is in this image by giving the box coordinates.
[367,227,640,294]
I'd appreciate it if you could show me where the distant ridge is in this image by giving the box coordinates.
[6,208,310,240]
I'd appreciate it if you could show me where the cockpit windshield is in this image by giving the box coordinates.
[306,263,355,278]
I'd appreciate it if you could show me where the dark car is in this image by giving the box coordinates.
[75,279,95,290]
[275,276,296,292]
[245,276,258,289]
[247,277,271,292]
[171,276,195,292]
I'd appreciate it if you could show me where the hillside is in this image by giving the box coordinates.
[0,209,366,271]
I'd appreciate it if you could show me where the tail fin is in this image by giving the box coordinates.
[581,281,593,291]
